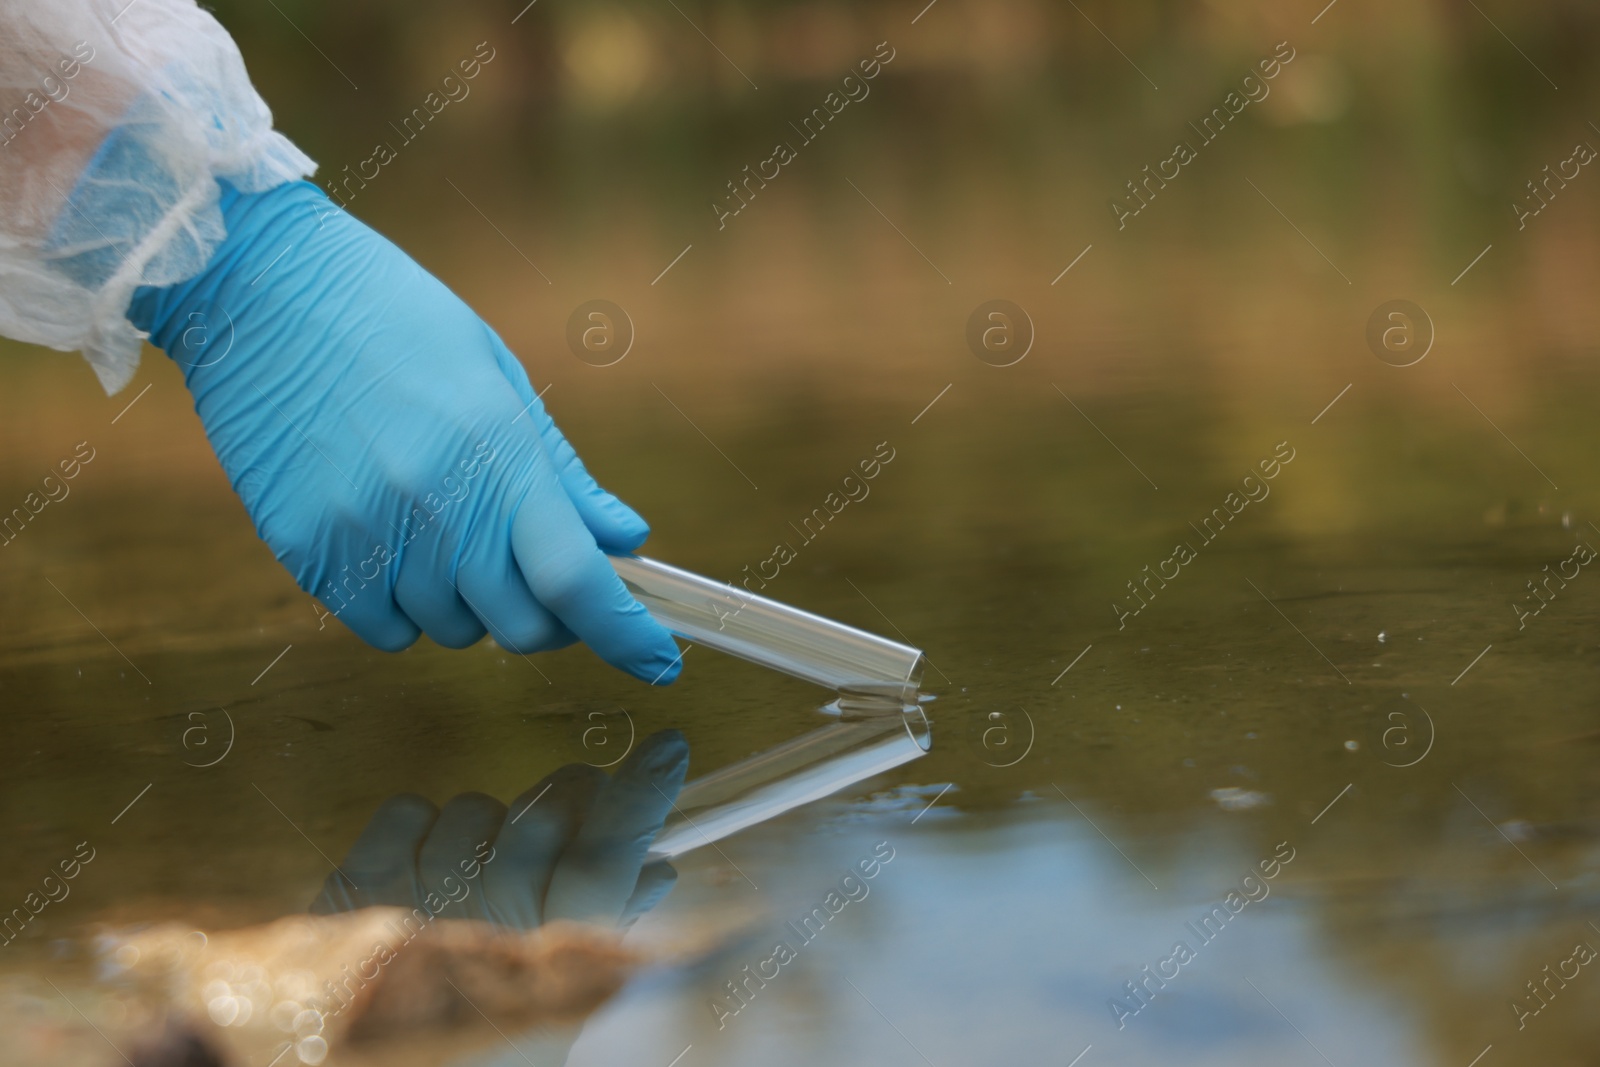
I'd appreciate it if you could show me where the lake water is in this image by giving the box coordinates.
[2,4,1598,1062]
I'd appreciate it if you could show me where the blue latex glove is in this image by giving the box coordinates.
[309,730,690,1067]
[309,728,689,930]
[125,180,682,683]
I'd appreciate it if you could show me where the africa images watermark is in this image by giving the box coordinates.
[0,40,96,150]
[312,41,498,219]
[1113,440,1297,630]
[0,440,96,547]
[236,839,500,1063]
[703,440,898,634]
[0,840,97,948]
[1109,840,1296,1029]
[1511,932,1597,1031]
[709,840,896,1029]
[729,441,896,603]
[711,41,898,230]
[1512,133,1596,231]
[1110,41,1297,230]
[1514,539,1595,631]
[311,441,496,628]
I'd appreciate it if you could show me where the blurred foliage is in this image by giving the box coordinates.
[196,0,1600,240]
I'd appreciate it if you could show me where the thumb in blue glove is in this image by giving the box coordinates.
[125,180,682,683]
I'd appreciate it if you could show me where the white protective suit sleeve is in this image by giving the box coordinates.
[0,0,315,393]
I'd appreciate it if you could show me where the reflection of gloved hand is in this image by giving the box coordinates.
[311,729,689,931]
[125,180,681,683]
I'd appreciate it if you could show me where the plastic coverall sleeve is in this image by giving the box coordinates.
[0,0,314,393]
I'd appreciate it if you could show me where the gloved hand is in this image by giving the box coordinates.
[309,728,689,930]
[125,180,682,683]
[309,730,690,1067]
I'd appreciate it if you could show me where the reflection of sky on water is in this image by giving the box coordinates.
[464,799,1422,1067]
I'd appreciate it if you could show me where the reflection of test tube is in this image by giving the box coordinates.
[646,708,931,861]
[610,555,926,704]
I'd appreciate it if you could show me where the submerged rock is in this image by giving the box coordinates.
[102,907,649,1066]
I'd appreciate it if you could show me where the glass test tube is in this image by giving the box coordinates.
[610,554,926,703]
[646,707,931,861]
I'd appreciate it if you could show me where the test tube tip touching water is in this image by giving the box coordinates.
[610,554,933,859]
[646,706,931,862]
[610,554,927,705]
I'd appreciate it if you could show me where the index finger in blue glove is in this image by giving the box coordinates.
[537,418,651,556]
[486,338,650,555]
[617,861,678,930]
[480,763,607,930]
[509,454,682,684]
[310,792,438,914]
[542,729,689,926]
